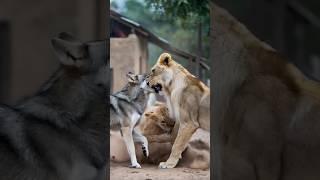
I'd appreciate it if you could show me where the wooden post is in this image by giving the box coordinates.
[110,68,113,93]
[294,21,306,71]
[196,20,202,78]
[273,0,286,53]
[187,57,194,74]
[96,0,107,40]
[0,21,11,104]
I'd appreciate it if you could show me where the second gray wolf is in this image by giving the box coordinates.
[0,32,108,180]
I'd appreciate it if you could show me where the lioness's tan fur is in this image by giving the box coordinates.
[212,3,320,180]
[147,53,210,168]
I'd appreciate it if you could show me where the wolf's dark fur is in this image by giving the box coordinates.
[0,33,107,180]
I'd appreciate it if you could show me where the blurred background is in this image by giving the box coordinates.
[215,0,320,81]
[110,0,210,92]
[0,0,106,104]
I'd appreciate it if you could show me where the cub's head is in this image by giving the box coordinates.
[147,53,176,93]
[143,104,174,133]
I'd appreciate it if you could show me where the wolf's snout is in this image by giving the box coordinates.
[147,82,150,86]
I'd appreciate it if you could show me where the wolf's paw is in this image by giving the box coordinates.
[142,145,149,157]
[129,163,141,168]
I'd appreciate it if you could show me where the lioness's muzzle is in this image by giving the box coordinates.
[151,84,162,93]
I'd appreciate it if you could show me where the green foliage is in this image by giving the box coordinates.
[110,0,210,69]
[145,0,209,20]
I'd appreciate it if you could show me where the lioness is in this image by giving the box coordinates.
[146,53,210,168]
[212,3,320,180]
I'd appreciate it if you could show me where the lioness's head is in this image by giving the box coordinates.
[146,53,176,93]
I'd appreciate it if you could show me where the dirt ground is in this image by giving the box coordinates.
[110,129,210,180]
[110,161,210,180]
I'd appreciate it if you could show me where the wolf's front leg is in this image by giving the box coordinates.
[121,126,141,168]
[133,129,149,157]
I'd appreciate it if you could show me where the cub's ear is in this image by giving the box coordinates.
[126,72,137,83]
[158,53,172,66]
[160,107,168,115]
[51,33,88,68]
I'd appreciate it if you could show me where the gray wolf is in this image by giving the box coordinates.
[0,32,108,180]
[110,72,155,168]
[146,53,210,168]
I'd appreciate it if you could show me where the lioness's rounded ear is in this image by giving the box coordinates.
[158,53,172,66]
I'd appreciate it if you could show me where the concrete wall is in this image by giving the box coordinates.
[0,0,105,104]
[110,34,148,92]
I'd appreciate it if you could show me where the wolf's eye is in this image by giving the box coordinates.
[152,69,155,73]
[96,83,104,88]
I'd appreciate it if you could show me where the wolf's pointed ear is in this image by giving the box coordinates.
[158,53,172,66]
[57,32,82,43]
[51,34,88,68]
[126,72,137,83]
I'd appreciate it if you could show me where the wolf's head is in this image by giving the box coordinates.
[124,72,155,98]
[51,32,107,90]
[48,32,108,121]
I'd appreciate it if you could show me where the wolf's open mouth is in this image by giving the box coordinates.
[151,84,162,93]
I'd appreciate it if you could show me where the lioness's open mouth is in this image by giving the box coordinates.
[151,83,162,93]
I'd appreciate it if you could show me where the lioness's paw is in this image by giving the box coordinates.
[159,161,177,169]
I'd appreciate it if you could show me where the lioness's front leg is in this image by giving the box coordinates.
[159,89,199,168]
[159,98,199,168]
[159,122,198,168]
